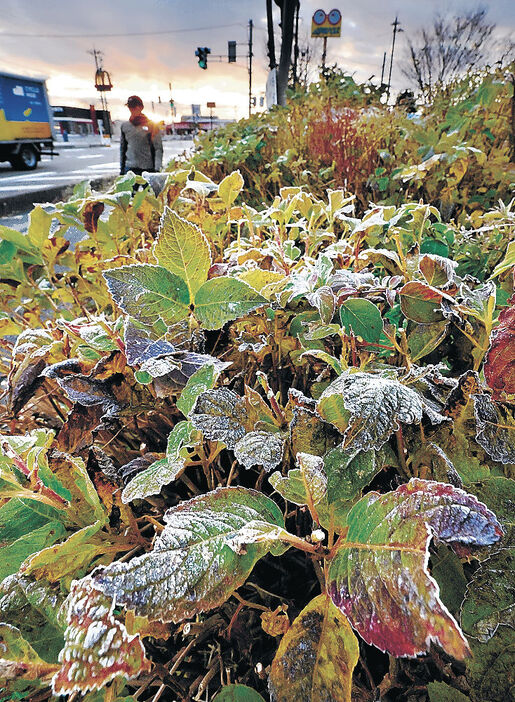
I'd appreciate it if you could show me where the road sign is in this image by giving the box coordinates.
[207,101,216,108]
[266,68,278,109]
[311,8,342,37]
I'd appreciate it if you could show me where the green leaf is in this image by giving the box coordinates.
[427,682,469,702]
[177,362,218,416]
[93,486,285,623]
[324,447,382,503]
[269,594,359,702]
[27,206,52,248]
[20,521,105,583]
[0,574,65,662]
[0,521,67,583]
[269,453,327,506]
[103,264,190,326]
[466,627,514,702]
[408,321,449,361]
[0,623,59,682]
[339,298,384,343]
[121,457,185,503]
[153,208,211,299]
[213,684,266,702]
[0,225,43,263]
[431,544,467,615]
[194,277,267,330]
[328,479,502,658]
[399,281,447,323]
[0,239,16,264]
[218,170,244,208]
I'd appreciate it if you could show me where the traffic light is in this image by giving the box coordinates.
[195,46,211,70]
[228,40,236,63]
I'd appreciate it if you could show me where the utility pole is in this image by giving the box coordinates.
[266,0,276,69]
[292,1,300,86]
[321,37,328,72]
[248,18,253,117]
[387,16,402,103]
[89,48,112,137]
[380,51,386,85]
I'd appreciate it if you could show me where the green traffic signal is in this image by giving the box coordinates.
[195,46,211,70]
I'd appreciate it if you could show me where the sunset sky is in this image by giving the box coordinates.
[1,1,513,122]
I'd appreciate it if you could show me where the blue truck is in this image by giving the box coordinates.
[0,71,55,170]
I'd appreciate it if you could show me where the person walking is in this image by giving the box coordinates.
[120,95,163,176]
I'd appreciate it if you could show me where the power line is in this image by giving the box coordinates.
[0,22,243,39]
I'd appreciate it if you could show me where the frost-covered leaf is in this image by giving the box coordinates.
[194,277,267,330]
[147,351,229,398]
[399,281,447,323]
[0,623,59,682]
[52,577,150,695]
[466,627,514,702]
[121,457,185,503]
[484,304,515,395]
[92,487,285,622]
[234,431,284,472]
[419,254,457,287]
[154,208,211,298]
[339,298,384,343]
[317,372,444,451]
[0,574,65,661]
[123,319,175,365]
[306,286,336,324]
[224,520,289,556]
[288,389,340,457]
[269,594,359,702]
[103,264,190,326]
[218,170,244,208]
[328,479,503,658]
[269,453,327,506]
[190,388,247,449]
[460,543,514,642]
[474,394,515,464]
[459,281,496,325]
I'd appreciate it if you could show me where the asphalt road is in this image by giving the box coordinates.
[0,138,192,199]
[0,137,193,230]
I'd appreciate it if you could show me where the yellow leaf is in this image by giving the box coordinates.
[218,170,244,208]
[269,594,359,702]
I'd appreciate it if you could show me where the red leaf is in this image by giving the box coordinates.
[484,304,515,396]
[52,577,150,695]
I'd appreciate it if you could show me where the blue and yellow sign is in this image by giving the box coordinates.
[311,8,342,38]
[0,75,51,141]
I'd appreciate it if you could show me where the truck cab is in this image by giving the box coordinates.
[0,72,55,170]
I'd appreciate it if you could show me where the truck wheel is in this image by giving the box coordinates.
[13,145,38,170]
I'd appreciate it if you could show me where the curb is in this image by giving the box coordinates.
[0,175,117,217]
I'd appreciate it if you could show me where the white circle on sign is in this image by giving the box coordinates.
[313,9,326,24]
[328,8,342,24]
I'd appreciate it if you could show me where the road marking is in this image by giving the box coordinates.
[0,185,51,192]
[77,154,105,159]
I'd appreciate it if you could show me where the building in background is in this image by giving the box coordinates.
[51,105,111,144]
